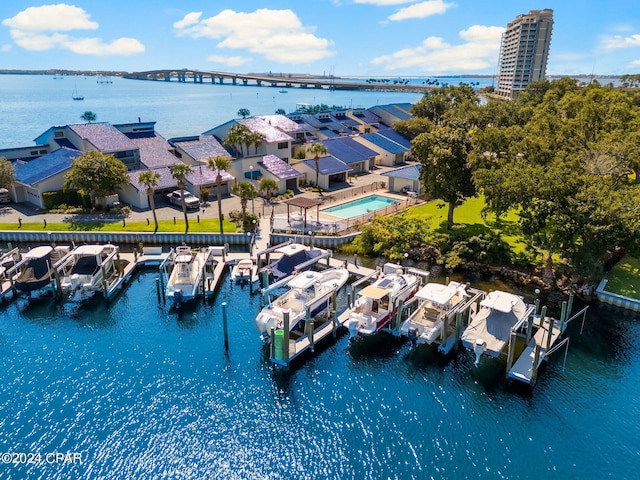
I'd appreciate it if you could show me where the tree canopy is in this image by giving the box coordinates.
[0,157,15,188]
[64,151,128,206]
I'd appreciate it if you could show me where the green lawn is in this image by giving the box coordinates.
[404,196,528,255]
[604,256,640,299]
[0,218,237,233]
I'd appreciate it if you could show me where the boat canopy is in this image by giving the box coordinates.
[287,271,319,290]
[24,245,53,259]
[480,290,524,314]
[359,285,389,300]
[416,282,461,305]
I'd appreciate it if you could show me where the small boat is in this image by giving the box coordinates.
[57,244,120,301]
[161,245,216,307]
[231,258,257,283]
[279,89,288,93]
[256,267,349,338]
[400,281,469,347]
[12,245,70,294]
[72,84,84,101]
[461,290,535,366]
[341,263,423,338]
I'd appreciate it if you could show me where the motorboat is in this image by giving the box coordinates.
[260,242,328,285]
[161,245,216,307]
[341,263,422,338]
[231,258,257,283]
[255,267,349,338]
[12,245,70,294]
[400,281,469,346]
[57,244,119,301]
[461,290,535,366]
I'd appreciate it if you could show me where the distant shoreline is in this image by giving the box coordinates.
[0,69,624,80]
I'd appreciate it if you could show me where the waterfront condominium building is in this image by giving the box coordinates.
[496,9,553,98]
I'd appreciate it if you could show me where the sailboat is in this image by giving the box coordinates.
[72,84,84,101]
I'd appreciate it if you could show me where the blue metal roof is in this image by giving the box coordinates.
[258,154,302,180]
[377,128,412,149]
[301,156,352,175]
[322,137,377,165]
[319,128,341,138]
[361,133,407,154]
[381,164,421,181]
[14,147,80,186]
[369,104,413,121]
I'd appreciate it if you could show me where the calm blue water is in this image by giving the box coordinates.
[0,269,639,479]
[323,194,398,219]
[0,74,424,149]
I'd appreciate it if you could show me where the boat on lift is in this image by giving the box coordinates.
[57,244,120,301]
[231,258,258,283]
[340,263,423,339]
[11,245,70,294]
[256,267,350,339]
[461,290,535,366]
[161,245,216,307]
[399,281,469,347]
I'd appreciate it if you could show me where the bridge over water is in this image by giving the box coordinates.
[123,69,429,93]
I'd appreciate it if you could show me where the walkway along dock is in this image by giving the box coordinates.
[506,296,589,386]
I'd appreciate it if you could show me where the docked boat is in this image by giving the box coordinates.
[461,290,535,366]
[57,244,120,301]
[231,258,257,283]
[12,245,70,294]
[260,242,329,285]
[161,246,216,307]
[72,84,84,100]
[256,267,349,338]
[400,281,469,347]
[340,263,423,338]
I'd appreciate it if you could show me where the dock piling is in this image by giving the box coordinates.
[222,302,229,350]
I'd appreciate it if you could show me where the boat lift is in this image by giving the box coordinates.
[507,295,588,386]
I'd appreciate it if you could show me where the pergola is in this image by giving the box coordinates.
[283,197,324,229]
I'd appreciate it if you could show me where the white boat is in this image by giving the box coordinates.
[57,244,119,301]
[461,290,535,366]
[161,246,216,307]
[231,258,257,283]
[400,281,469,346]
[341,263,422,338]
[12,245,70,294]
[255,267,349,338]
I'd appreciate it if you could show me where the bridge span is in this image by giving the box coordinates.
[123,69,429,93]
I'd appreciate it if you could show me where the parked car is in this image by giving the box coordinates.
[0,188,10,204]
[167,190,200,209]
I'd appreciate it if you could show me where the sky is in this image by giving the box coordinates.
[1,1,640,77]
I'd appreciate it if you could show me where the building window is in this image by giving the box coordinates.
[54,131,64,138]
[277,142,288,150]
[30,150,38,156]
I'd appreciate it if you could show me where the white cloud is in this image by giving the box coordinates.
[370,25,504,73]
[2,4,144,56]
[207,54,251,67]
[1,44,11,52]
[174,8,335,64]
[389,0,454,21]
[601,34,640,50]
[630,59,640,67]
[2,4,98,32]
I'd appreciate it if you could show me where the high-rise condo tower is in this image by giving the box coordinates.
[496,9,553,98]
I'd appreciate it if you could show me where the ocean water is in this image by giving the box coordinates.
[0,74,425,149]
[0,270,639,479]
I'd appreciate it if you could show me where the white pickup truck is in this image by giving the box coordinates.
[166,190,200,209]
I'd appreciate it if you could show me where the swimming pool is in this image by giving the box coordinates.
[321,194,399,219]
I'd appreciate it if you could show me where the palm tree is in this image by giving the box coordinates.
[206,156,231,233]
[258,178,279,201]
[80,111,97,123]
[250,131,265,155]
[223,124,251,157]
[307,143,328,188]
[138,170,160,232]
[275,108,286,115]
[170,163,193,231]
[232,181,257,232]
[237,108,250,119]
